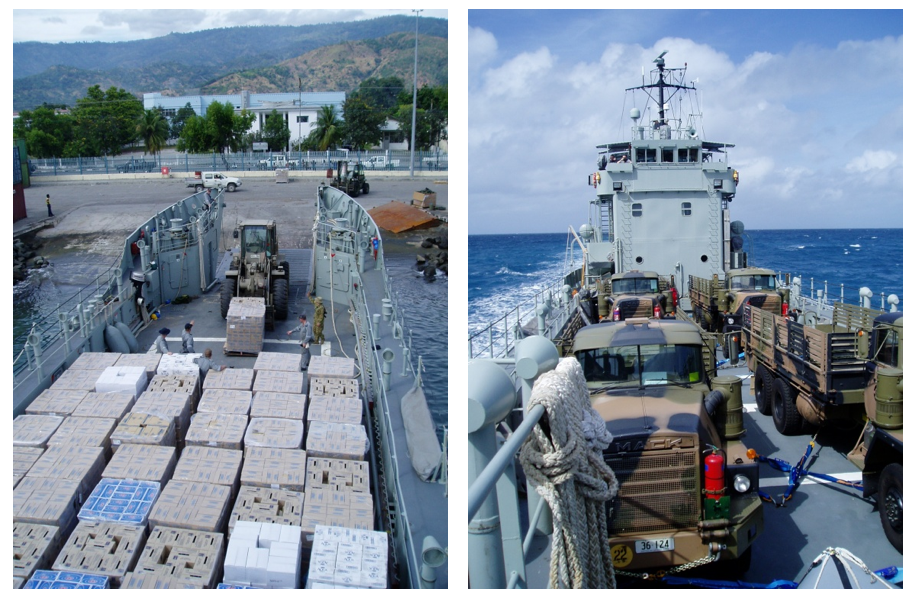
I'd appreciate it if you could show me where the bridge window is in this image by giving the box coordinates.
[682,202,692,216]
[636,148,656,163]
[678,148,698,163]
[632,203,643,217]
[662,148,675,163]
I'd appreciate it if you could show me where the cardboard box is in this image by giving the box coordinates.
[26,444,106,499]
[78,478,161,526]
[72,391,136,420]
[14,477,82,538]
[241,447,307,492]
[251,392,306,421]
[14,414,64,449]
[148,480,232,533]
[52,520,147,587]
[25,388,88,417]
[198,388,253,416]
[103,444,177,485]
[110,411,176,451]
[245,418,304,449]
[185,412,249,450]
[132,526,225,588]
[412,190,436,208]
[23,570,110,589]
[13,522,62,580]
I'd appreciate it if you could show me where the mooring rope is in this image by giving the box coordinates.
[519,357,619,589]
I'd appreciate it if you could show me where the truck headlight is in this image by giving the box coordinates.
[733,475,751,493]
[726,316,736,326]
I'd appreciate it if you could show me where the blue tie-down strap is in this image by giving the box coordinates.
[755,440,862,506]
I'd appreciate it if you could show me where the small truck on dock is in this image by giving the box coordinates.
[574,317,763,576]
[184,171,242,192]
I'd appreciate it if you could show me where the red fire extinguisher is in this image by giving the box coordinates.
[704,451,725,501]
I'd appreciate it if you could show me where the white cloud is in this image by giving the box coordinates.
[468,27,498,74]
[845,150,897,174]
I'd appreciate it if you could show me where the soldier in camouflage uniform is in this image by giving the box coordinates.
[310,294,326,345]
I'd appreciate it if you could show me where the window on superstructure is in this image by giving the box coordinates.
[678,148,697,163]
[682,202,692,216]
[874,328,900,368]
[662,148,674,163]
[636,148,656,163]
[632,203,643,217]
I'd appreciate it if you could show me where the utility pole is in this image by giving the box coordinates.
[298,76,303,155]
[410,9,422,178]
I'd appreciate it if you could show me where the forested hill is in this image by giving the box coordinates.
[13,15,447,111]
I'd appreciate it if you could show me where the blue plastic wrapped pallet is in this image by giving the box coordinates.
[78,478,161,526]
[24,570,110,589]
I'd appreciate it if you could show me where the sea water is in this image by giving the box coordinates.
[469,228,904,337]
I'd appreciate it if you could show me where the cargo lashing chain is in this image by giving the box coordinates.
[753,436,863,507]
[614,552,719,581]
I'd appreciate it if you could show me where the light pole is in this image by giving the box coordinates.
[298,76,303,156]
[410,9,422,177]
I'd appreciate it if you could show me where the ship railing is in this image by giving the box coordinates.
[468,335,565,589]
[468,276,579,361]
[776,273,901,322]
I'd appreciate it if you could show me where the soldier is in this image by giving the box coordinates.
[154,328,172,355]
[181,321,195,353]
[286,314,314,371]
[198,348,226,380]
[310,294,325,345]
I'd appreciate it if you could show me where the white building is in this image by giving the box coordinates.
[143,91,346,151]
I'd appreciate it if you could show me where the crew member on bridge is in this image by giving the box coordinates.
[310,294,325,345]
[287,314,314,371]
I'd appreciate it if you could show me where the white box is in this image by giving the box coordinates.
[246,546,270,587]
[95,366,148,398]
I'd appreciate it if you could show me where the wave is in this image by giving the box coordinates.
[849,244,861,248]
[495,266,540,277]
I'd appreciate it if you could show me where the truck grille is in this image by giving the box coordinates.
[617,298,654,319]
[605,448,700,534]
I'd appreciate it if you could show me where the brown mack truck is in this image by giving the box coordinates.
[596,270,676,322]
[573,317,763,576]
[745,303,902,551]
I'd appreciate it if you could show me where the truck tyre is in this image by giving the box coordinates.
[227,183,237,192]
[773,377,804,435]
[362,182,370,194]
[754,364,774,415]
[195,184,204,193]
[878,463,903,553]
[220,278,236,319]
[280,261,290,281]
[272,278,289,320]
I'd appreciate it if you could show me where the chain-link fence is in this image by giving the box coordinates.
[28,149,448,176]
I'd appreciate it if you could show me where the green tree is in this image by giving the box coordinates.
[262,110,291,152]
[393,85,448,150]
[351,76,406,115]
[70,85,143,156]
[137,109,169,156]
[170,103,197,139]
[13,106,74,158]
[176,102,254,154]
[305,105,343,151]
[341,97,386,150]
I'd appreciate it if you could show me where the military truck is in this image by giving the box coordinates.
[743,301,883,433]
[329,160,369,197]
[846,311,903,552]
[573,318,763,576]
[689,268,785,340]
[220,220,289,328]
[598,270,674,322]
[746,304,902,550]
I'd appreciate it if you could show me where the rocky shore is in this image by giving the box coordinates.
[13,234,51,284]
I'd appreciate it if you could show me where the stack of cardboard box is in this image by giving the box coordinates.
[225,298,265,354]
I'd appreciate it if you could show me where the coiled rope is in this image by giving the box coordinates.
[519,357,619,589]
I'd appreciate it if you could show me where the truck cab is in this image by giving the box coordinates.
[601,270,671,321]
[573,318,762,575]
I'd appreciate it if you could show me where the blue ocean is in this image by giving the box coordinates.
[469,229,903,337]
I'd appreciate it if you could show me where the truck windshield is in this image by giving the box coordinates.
[612,277,659,294]
[730,275,776,291]
[577,344,704,387]
[873,326,900,368]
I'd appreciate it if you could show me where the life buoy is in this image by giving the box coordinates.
[733,170,739,186]
[593,172,601,188]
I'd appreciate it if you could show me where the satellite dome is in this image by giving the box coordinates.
[630,108,641,120]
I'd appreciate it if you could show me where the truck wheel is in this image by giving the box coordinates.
[220,278,236,319]
[754,364,774,415]
[878,463,903,553]
[195,184,204,193]
[272,278,289,320]
[280,261,290,281]
[227,183,237,192]
[362,182,369,194]
[772,377,804,435]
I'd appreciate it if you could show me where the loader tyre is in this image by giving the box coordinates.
[773,377,804,435]
[220,278,236,319]
[754,364,774,416]
[273,278,289,321]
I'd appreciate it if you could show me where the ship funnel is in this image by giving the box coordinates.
[420,536,447,588]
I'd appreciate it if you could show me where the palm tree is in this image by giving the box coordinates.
[312,105,342,151]
[137,109,169,157]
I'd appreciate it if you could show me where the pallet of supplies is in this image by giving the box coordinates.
[225,298,265,354]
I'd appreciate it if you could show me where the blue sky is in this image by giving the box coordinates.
[468,9,904,233]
